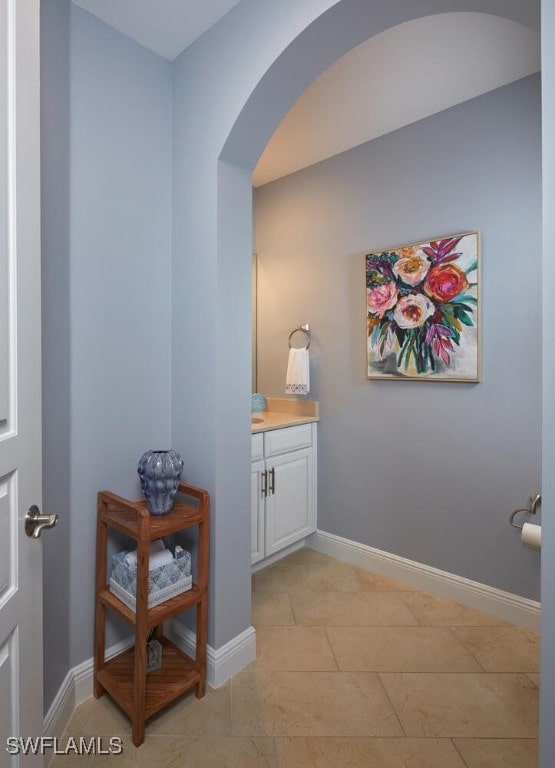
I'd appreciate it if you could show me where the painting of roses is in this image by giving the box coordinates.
[366,232,480,381]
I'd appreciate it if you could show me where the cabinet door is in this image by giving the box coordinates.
[265,448,313,556]
[251,459,265,564]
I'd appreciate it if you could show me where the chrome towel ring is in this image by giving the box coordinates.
[288,324,311,349]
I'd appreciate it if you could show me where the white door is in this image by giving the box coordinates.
[0,0,49,764]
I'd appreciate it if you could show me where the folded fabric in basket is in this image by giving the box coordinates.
[146,549,174,570]
[110,547,192,610]
[124,539,173,570]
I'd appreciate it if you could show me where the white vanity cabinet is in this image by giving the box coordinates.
[251,423,317,566]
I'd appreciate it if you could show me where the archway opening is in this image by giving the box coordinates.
[202,0,540,683]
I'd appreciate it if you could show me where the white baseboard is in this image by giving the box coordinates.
[43,623,256,750]
[308,530,541,631]
[251,538,307,573]
[165,620,256,688]
[43,636,134,749]
[43,669,75,742]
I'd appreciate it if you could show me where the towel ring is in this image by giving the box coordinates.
[288,324,311,349]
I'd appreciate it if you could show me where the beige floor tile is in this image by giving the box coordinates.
[86,735,181,767]
[64,695,131,738]
[296,559,369,592]
[290,591,418,626]
[452,738,538,768]
[89,736,277,768]
[88,735,182,766]
[254,557,391,594]
[398,592,508,626]
[326,626,482,672]
[255,626,337,671]
[278,548,418,592]
[350,567,418,592]
[253,565,313,595]
[275,737,467,768]
[277,548,334,566]
[147,681,232,736]
[380,672,539,738]
[49,755,92,768]
[232,670,403,737]
[183,736,276,767]
[252,591,295,626]
[453,626,540,672]
[176,736,277,767]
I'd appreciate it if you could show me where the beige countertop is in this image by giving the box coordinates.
[251,397,319,433]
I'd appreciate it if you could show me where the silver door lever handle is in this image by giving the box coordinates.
[25,505,58,539]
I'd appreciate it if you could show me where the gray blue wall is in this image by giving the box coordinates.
[255,75,542,600]
[41,1,172,708]
[68,3,173,672]
[41,0,71,713]
[540,0,555,764]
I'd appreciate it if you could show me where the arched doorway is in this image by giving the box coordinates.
[171,0,548,757]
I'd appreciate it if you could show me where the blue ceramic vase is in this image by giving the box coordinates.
[251,393,267,413]
[137,449,184,516]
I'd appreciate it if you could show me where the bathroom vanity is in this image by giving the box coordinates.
[251,398,318,567]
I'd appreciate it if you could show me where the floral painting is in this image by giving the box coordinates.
[366,232,480,381]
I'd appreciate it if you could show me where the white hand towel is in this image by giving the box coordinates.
[125,539,171,570]
[285,347,310,395]
[148,549,174,570]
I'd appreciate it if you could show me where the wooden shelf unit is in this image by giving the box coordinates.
[93,482,209,746]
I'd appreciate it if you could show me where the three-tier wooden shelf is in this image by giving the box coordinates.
[93,482,209,746]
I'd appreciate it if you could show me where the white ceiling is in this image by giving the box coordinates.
[253,13,541,186]
[68,6,540,188]
[71,0,243,60]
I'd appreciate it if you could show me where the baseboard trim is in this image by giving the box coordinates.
[251,538,307,573]
[308,530,541,631]
[43,668,74,742]
[166,620,256,688]
[43,636,134,747]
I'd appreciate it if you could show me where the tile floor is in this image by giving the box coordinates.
[52,548,540,767]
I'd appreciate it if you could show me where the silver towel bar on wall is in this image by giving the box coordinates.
[288,324,311,349]
[509,492,541,530]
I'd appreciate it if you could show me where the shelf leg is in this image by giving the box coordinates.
[93,601,105,699]
[93,505,108,698]
[132,718,145,748]
[195,495,209,699]
[195,594,207,699]
[131,516,150,746]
